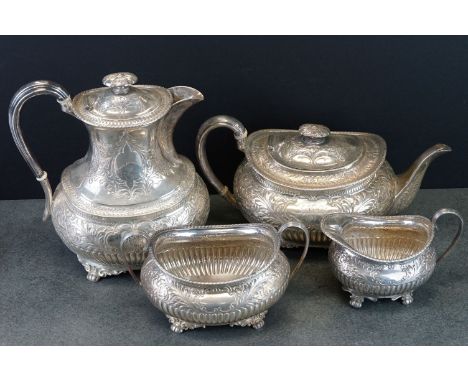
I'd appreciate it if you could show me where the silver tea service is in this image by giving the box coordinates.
[120,222,309,333]
[321,209,463,308]
[9,72,210,282]
[8,67,464,339]
[196,116,451,247]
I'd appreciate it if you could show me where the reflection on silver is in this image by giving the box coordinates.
[196,116,451,247]
[9,72,209,282]
[128,222,309,333]
[321,209,463,308]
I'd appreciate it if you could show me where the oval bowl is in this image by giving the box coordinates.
[139,223,309,332]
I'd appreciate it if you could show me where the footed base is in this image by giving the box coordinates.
[345,288,414,308]
[78,257,140,283]
[167,311,268,333]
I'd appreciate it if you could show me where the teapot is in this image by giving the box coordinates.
[196,115,451,247]
[9,72,210,281]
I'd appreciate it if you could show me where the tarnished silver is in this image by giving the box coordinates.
[321,209,463,308]
[196,116,451,247]
[121,222,309,333]
[9,72,209,282]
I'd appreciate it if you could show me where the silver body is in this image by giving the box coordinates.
[134,222,309,332]
[196,116,451,247]
[9,73,209,281]
[321,209,463,307]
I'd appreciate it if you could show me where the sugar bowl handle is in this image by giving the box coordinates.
[9,80,73,221]
[277,221,310,280]
[196,115,248,207]
[431,208,464,263]
[120,230,150,284]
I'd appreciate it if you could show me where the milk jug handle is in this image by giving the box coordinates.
[9,80,72,221]
[431,208,464,263]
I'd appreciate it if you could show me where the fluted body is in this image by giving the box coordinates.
[139,223,309,332]
[321,210,463,307]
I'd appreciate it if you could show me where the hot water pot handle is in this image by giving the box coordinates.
[9,80,72,221]
[431,208,464,263]
[277,221,310,280]
[196,115,248,207]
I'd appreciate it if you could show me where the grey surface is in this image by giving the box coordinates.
[1,190,467,345]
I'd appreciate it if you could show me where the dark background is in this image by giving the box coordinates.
[1,36,467,200]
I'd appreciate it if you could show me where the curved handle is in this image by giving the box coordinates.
[9,80,73,221]
[431,208,464,263]
[119,230,150,285]
[277,221,310,280]
[196,115,248,206]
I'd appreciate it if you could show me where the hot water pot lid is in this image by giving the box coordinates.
[71,72,172,128]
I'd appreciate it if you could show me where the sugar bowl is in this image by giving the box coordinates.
[121,222,309,332]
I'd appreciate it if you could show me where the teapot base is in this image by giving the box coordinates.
[280,228,330,248]
[345,289,415,308]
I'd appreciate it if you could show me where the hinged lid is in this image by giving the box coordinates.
[244,124,387,193]
[71,72,173,128]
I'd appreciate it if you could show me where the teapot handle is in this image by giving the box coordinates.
[196,115,248,207]
[9,80,72,221]
[431,208,464,263]
[277,221,310,280]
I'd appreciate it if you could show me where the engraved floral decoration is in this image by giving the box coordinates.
[139,243,289,330]
[245,131,386,191]
[233,160,395,246]
[51,176,209,280]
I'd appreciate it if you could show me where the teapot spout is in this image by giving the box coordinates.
[390,144,451,214]
[160,86,204,163]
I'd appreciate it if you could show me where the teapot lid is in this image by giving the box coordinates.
[72,72,172,128]
[244,124,386,192]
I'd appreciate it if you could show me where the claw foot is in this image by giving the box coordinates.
[401,293,414,305]
[349,294,364,308]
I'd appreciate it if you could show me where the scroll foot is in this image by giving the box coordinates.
[80,260,125,283]
[86,271,101,283]
[231,311,267,329]
[349,294,364,308]
[167,316,204,333]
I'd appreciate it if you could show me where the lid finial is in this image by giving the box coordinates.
[102,72,138,95]
[299,124,330,145]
